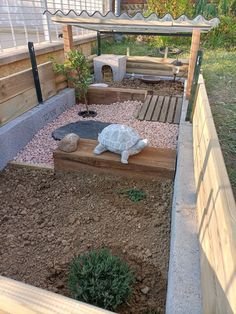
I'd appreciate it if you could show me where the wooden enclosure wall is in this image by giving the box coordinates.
[0,55,95,126]
[192,75,236,314]
[0,62,56,126]
[126,56,189,78]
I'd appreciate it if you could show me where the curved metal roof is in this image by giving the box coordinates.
[44,10,220,34]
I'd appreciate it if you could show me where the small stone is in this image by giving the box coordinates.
[93,216,100,222]
[141,286,150,294]
[58,133,80,153]
[144,249,152,258]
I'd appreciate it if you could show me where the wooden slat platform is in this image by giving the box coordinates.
[54,139,176,179]
[136,95,183,124]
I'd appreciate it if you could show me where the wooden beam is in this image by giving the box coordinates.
[63,25,73,55]
[0,276,114,314]
[186,29,201,99]
[54,139,176,180]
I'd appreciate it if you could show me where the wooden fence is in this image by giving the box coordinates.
[192,74,236,314]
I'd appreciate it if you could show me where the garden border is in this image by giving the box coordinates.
[0,88,75,170]
[166,83,202,313]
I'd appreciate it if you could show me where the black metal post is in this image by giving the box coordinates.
[97,31,101,56]
[28,42,43,103]
[186,50,203,122]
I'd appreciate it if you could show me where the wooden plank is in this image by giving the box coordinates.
[138,94,152,120]
[152,95,164,121]
[173,97,183,124]
[145,94,158,121]
[192,75,236,314]
[0,276,114,314]
[127,56,189,65]
[166,96,177,123]
[126,68,185,77]
[0,68,34,103]
[88,87,146,105]
[0,62,56,104]
[127,61,188,72]
[54,138,176,180]
[56,81,68,93]
[159,96,170,123]
[0,88,37,126]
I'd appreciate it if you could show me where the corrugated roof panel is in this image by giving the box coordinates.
[44,10,220,33]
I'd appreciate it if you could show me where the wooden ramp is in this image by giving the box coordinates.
[136,95,183,124]
[54,139,176,179]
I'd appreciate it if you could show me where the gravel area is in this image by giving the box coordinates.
[0,166,172,313]
[15,101,178,165]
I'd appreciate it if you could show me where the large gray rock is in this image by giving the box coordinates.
[58,133,80,153]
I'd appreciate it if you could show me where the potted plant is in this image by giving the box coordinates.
[53,50,96,117]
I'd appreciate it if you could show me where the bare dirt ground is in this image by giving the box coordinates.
[0,165,172,313]
[109,78,184,96]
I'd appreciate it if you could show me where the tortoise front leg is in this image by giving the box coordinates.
[121,150,129,164]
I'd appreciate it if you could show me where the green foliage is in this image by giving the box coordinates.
[52,50,92,107]
[203,16,236,48]
[195,0,236,17]
[68,249,134,311]
[100,36,159,57]
[146,0,193,18]
[119,188,147,202]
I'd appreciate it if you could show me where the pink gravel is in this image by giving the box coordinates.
[14,101,179,165]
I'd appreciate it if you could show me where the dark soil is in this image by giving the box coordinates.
[109,78,184,97]
[0,166,172,313]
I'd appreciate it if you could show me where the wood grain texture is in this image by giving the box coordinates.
[54,139,176,180]
[0,276,114,314]
[63,25,73,53]
[186,29,201,99]
[0,62,56,126]
[193,75,236,314]
[152,95,164,121]
[137,95,182,124]
[88,87,147,105]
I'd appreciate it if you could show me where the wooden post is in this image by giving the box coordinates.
[186,29,201,99]
[62,25,73,55]
[186,50,203,122]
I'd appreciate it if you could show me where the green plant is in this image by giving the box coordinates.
[119,188,147,202]
[52,50,92,111]
[68,249,134,311]
[203,16,236,48]
[146,0,193,18]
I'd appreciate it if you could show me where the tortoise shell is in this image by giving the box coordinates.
[98,124,140,152]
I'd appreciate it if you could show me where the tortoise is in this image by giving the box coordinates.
[93,124,148,164]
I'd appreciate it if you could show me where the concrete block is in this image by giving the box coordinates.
[165,90,202,313]
[93,54,127,82]
[0,88,75,170]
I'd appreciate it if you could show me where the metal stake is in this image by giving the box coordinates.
[28,42,43,104]
[97,31,101,56]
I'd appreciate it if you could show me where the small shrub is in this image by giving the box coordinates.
[68,249,134,311]
[52,50,92,110]
[119,188,147,202]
